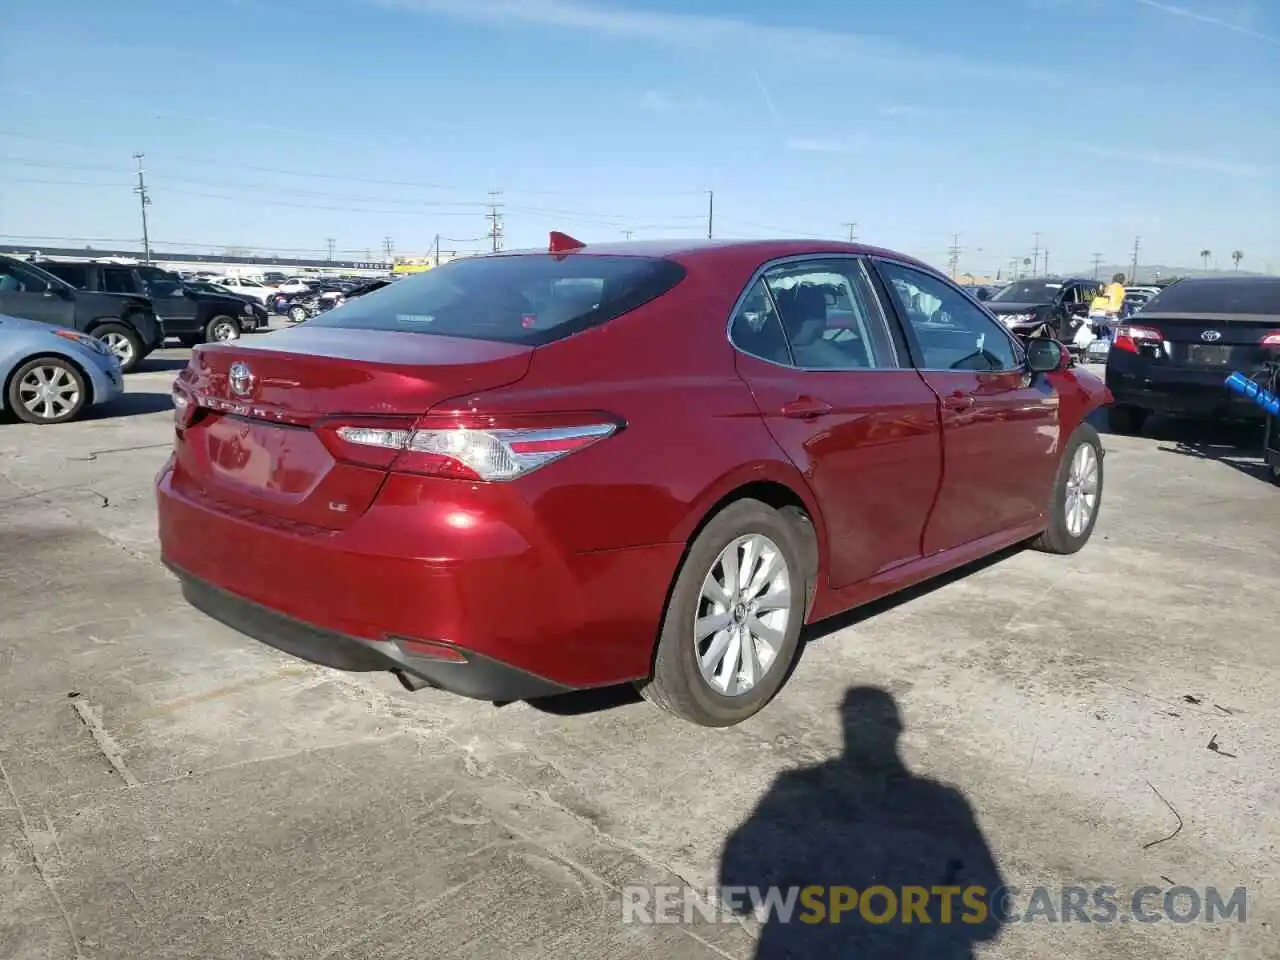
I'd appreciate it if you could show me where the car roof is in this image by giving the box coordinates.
[485,237,939,275]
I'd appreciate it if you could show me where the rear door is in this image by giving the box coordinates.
[871,259,1061,554]
[730,257,942,588]
[136,267,200,334]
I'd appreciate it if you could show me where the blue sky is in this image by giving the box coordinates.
[1,0,1276,275]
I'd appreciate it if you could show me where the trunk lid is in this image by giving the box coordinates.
[171,327,533,530]
[1135,312,1280,371]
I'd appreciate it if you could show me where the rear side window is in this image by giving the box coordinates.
[1145,280,1280,315]
[305,254,686,345]
[102,268,138,294]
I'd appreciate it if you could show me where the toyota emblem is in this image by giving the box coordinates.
[1201,330,1223,343]
[228,361,254,396]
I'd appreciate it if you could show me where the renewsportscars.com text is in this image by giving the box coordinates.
[621,885,1248,926]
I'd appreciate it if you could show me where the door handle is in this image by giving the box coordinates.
[781,397,833,420]
[942,393,975,411]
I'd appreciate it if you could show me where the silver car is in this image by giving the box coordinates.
[1,313,124,424]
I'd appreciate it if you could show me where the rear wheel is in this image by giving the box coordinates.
[6,357,88,424]
[1107,404,1147,436]
[92,322,143,373]
[1032,423,1104,555]
[205,315,241,343]
[288,305,309,323]
[637,499,807,727]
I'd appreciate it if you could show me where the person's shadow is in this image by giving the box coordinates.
[719,687,1005,959]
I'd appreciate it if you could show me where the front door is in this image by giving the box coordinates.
[872,259,1061,555]
[729,257,943,589]
[0,261,76,329]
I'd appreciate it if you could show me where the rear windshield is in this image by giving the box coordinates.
[1145,279,1280,315]
[304,254,686,345]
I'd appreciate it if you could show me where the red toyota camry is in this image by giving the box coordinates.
[157,235,1111,726]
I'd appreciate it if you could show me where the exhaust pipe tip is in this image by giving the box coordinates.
[394,669,433,692]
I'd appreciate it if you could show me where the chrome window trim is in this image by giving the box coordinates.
[871,256,1028,375]
[725,253,904,372]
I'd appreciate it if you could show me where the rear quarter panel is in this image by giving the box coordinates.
[420,253,824,556]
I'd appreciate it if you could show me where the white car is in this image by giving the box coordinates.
[274,277,318,295]
[208,276,276,303]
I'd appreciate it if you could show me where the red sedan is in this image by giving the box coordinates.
[157,235,1111,726]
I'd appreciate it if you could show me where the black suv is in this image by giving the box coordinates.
[37,260,266,348]
[984,277,1104,354]
[1105,276,1280,434]
[0,254,162,372]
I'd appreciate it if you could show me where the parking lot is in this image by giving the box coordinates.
[2,344,1278,959]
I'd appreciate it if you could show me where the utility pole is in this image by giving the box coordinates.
[1042,247,1049,277]
[622,230,634,241]
[486,191,505,253]
[325,237,336,260]
[433,234,441,266]
[1031,232,1041,277]
[947,233,961,279]
[132,153,152,264]
[706,190,715,240]
[1091,253,1103,279]
[382,236,394,262]
[1010,257,1021,280]
[842,222,858,243]
[1130,235,1141,284]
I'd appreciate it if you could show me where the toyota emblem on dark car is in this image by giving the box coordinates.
[1201,330,1223,342]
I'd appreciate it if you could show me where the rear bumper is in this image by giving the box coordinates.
[156,465,682,697]
[1106,354,1266,420]
[169,564,572,701]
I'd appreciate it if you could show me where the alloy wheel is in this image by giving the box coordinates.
[1065,442,1100,537]
[17,364,81,421]
[100,331,135,366]
[694,534,791,697]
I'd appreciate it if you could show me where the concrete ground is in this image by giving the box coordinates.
[1,344,1277,960]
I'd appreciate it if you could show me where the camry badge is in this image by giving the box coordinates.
[1201,330,1223,342]
[228,361,254,396]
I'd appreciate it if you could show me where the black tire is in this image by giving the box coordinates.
[91,322,143,373]
[205,315,241,343]
[636,499,808,727]
[1107,404,1147,436]
[288,305,309,323]
[1032,423,1104,555]
[5,356,88,424]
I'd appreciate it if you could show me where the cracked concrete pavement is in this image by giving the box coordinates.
[1,347,1277,959]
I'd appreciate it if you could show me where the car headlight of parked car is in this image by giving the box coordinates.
[1001,312,1035,325]
[242,302,255,315]
[55,329,114,356]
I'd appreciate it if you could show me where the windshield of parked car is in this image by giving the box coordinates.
[136,267,186,298]
[1142,279,1280,315]
[988,280,1063,303]
[304,254,686,345]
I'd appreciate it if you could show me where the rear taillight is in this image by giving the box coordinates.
[1260,331,1280,348]
[1113,323,1164,355]
[317,414,620,481]
[172,383,195,426]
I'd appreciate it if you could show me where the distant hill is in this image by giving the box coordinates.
[1071,264,1271,283]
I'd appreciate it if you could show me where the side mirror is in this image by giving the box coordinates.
[1026,338,1065,374]
[46,285,74,300]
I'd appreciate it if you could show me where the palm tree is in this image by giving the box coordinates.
[1200,249,1212,270]
[1232,250,1244,271]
